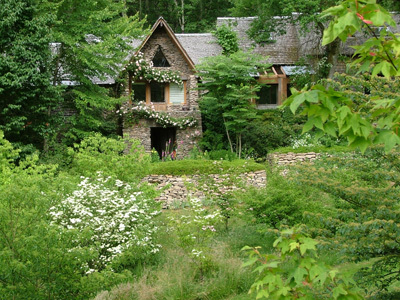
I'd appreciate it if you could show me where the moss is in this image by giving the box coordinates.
[148,159,264,176]
[270,145,352,154]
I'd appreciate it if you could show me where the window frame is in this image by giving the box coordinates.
[129,76,187,108]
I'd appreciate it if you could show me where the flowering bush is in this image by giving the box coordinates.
[290,133,321,149]
[49,172,162,273]
[119,101,197,129]
[123,52,182,85]
[168,198,222,259]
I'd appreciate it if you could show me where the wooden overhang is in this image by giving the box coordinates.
[135,17,196,71]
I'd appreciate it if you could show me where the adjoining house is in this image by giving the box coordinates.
[121,15,400,158]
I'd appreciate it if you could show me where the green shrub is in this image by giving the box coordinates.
[208,149,237,161]
[287,150,400,295]
[67,133,151,181]
[0,153,87,299]
[238,172,335,228]
[241,108,307,158]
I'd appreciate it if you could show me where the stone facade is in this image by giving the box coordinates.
[122,19,202,158]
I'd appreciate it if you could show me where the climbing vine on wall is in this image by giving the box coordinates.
[123,52,182,85]
[213,24,239,55]
[118,101,197,129]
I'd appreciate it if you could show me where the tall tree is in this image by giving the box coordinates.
[196,51,270,158]
[0,0,60,148]
[40,0,147,143]
[284,0,400,152]
[126,0,233,32]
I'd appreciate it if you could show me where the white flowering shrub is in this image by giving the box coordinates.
[290,133,321,149]
[49,172,161,273]
[168,198,222,258]
[120,101,197,129]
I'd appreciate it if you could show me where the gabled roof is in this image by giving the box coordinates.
[135,17,197,70]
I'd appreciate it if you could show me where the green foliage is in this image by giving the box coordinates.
[67,133,151,181]
[196,51,270,157]
[242,227,364,299]
[241,108,307,157]
[148,159,264,176]
[238,172,335,228]
[125,0,233,33]
[213,24,239,55]
[0,150,87,299]
[289,56,334,89]
[167,198,223,273]
[285,150,400,294]
[43,0,146,144]
[284,0,400,153]
[0,131,20,167]
[0,0,61,148]
[208,149,238,161]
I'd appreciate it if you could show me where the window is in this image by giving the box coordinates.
[257,85,278,105]
[150,82,165,102]
[131,82,146,102]
[169,83,185,104]
[129,80,186,108]
[152,46,170,67]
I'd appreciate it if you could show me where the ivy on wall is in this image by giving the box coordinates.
[213,24,239,55]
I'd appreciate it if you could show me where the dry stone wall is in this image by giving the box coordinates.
[268,152,322,165]
[142,170,266,208]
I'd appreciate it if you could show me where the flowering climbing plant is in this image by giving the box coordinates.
[118,101,198,129]
[124,52,182,85]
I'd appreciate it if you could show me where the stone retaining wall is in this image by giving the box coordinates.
[268,152,322,165]
[142,170,266,208]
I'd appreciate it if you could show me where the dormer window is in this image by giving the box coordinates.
[152,46,170,67]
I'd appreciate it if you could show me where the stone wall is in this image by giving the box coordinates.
[142,170,266,208]
[268,152,322,165]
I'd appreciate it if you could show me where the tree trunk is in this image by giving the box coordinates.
[223,116,234,153]
[317,21,341,79]
[238,133,242,159]
[326,37,341,79]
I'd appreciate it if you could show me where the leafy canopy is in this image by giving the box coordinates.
[283,0,400,153]
[196,51,270,157]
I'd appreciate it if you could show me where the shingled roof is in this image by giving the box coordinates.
[175,33,222,65]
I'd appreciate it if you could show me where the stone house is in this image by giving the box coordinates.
[122,17,222,158]
[121,15,400,158]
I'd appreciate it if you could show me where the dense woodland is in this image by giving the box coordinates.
[1,0,400,299]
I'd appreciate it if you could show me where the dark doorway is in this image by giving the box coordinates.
[151,127,176,159]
